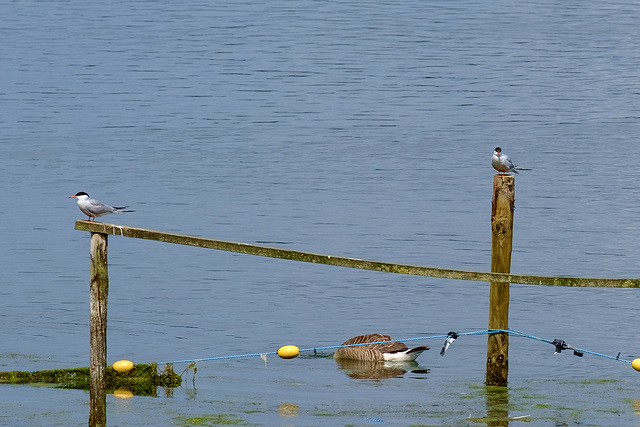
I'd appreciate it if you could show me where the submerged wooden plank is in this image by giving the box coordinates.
[75,220,640,288]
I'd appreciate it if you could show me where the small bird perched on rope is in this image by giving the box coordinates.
[69,192,135,222]
[491,147,530,174]
[333,334,429,362]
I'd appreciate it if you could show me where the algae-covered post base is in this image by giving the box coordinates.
[0,363,182,393]
[486,174,515,387]
[90,232,109,427]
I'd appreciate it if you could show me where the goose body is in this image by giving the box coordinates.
[334,334,429,362]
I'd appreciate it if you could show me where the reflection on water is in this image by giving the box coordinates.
[486,386,509,427]
[335,358,429,380]
[112,388,133,399]
[277,403,299,418]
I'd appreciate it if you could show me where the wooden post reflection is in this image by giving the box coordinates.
[486,386,510,426]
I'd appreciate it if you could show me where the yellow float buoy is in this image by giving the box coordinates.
[632,358,640,372]
[112,359,134,373]
[277,345,300,359]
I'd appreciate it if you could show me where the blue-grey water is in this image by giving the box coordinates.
[2,0,640,425]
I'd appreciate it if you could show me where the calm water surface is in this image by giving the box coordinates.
[2,0,640,425]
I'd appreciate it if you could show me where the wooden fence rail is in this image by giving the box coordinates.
[75,220,640,288]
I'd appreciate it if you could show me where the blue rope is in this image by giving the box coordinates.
[166,352,278,364]
[297,333,453,353]
[496,328,633,364]
[156,328,633,366]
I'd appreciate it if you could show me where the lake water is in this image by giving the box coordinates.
[2,0,640,425]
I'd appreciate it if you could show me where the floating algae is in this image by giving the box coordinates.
[0,363,181,396]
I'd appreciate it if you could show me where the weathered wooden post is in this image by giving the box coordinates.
[486,174,515,386]
[89,232,109,427]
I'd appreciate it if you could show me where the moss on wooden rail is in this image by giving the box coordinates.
[0,363,181,395]
[74,220,640,288]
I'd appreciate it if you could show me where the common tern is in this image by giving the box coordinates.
[69,192,134,221]
[491,147,529,174]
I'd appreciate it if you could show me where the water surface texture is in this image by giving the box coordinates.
[2,0,640,425]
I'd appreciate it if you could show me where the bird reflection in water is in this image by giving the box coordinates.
[333,334,430,379]
[335,358,429,379]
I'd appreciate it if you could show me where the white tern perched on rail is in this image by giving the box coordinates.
[69,191,134,222]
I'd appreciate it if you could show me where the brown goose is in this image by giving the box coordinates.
[333,334,429,362]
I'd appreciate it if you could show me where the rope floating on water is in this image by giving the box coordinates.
[156,328,635,368]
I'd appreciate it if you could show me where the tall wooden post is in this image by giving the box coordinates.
[486,175,515,386]
[89,232,109,427]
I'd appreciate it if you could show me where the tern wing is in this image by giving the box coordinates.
[86,199,116,215]
[503,155,517,169]
[500,155,519,173]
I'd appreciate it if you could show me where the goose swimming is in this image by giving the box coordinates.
[333,334,429,362]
